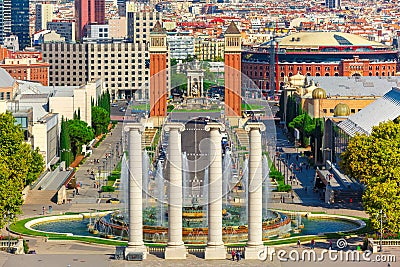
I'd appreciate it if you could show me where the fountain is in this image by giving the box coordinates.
[120,154,129,215]
[155,161,165,226]
[182,152,190,207]
[202,167,209,227]
[240,158,249,225]
[262,155,270,220]
[222,149,232,203]
[142,150,150,207]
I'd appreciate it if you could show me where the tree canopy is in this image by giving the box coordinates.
[0,112,45,226]
[340,120,400,232]
[66,119,95,156]
[92,106,110,136]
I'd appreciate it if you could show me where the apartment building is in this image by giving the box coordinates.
[167,34,194,60]
[194,37,224,61]
[41,41,149,100]
[127,11,161,44]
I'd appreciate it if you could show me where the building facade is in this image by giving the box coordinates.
[75,0,95,41]
[47,20,76,43]
[35,3,53,32]
[127,11,161,44]
[11,0,30,49]
[242,32,399,92]
[194,37,224,61]
[41,41,149,99]
[167,34,194,60]
[0,0,12,45]
[94,0,105,25]
[326,0,340,9]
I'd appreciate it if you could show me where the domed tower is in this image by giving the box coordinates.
[333,103,350,117]
[312,87,326,118]
[224,22,242,117]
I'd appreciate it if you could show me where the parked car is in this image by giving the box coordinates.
[107,198,120,204]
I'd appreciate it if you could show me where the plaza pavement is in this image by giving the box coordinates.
[1,122,385,266]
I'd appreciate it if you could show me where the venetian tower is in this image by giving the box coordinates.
[149,21,168,120]
[224,22,242,117]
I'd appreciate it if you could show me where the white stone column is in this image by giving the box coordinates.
[244,122,266,259]
[125,124,147,259]
[164,123,187,259]
[204,122,226,259]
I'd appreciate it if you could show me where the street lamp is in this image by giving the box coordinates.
[378,209,386,252]
[4,211,14,252]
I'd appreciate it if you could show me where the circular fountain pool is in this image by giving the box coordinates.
[29,211,364,244]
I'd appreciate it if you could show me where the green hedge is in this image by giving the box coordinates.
[101,185,115,192]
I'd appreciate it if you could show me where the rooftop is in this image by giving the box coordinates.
[305,76,400,97]
[271,32,389,49]
[338,87,400,136]
[0,68,16,87]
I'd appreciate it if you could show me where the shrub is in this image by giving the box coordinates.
[101,185,115,192]
[275,184,292,192]
[23,239,29,254]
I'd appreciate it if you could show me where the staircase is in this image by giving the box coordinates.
[142,128,158,148]
[234,128,249,149]
[24,190,58,205]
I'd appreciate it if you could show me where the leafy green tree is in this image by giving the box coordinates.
[340,121,400,232]
[25,147,45,185]
[66,119,95,156]
[171,72,187,93]
[92,106,110,136]
[0,112,45,226]
[170,58,178,66]
[213,56,224,62]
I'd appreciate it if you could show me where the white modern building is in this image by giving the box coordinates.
[167,33,194,60]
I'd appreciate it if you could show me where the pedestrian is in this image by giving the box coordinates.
[235,250,240,261]
[329,240,333,249]
[231,250,235,261]
[42,206,45,215]
[310,239,315,249]
[297,239,301,248]
[282,196,285,203]
[291,194,294,202]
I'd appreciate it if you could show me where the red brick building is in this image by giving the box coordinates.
[0,51,50,85]
[242,32,399,92]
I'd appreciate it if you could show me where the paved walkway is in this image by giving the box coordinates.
[71,123,124,202]
[272,126,367,217]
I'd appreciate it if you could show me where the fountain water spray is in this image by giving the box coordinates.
[202,167,209,227]
[262,155,270,220]
[222,149,233,204]
[155,161,165,226]
[120,154,129,216]
[182,152,190,207]
[142,150,150,207]
[240,158,249,225]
